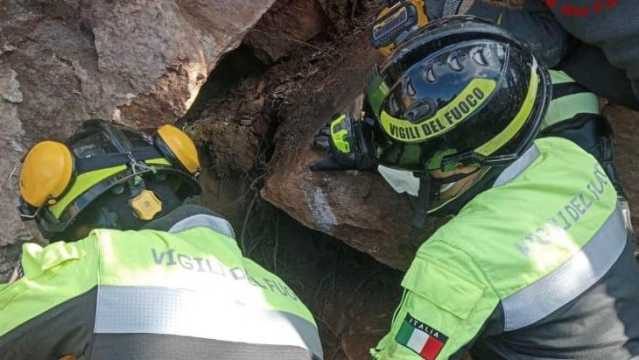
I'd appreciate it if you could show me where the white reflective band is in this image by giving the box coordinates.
[169,214,236,239]
[94,285,323,359]
[378,165,420,197]
[502,207,627,331]
[493,144,541,187]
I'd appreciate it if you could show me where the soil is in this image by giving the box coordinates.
[0,1,636,359]
[183,7,410,357]
[233,197,403,360]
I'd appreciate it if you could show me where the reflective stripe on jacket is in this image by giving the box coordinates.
[0,220,323,360]
[371,137,639,359]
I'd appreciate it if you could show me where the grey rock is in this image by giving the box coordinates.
[0,0,276,247]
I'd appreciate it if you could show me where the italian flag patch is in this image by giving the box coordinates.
[396,313,448,360]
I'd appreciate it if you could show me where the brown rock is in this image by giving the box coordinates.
[190,120,259,176]
[260,30,639,270]
[606,104,639,231]
[317,0,371,32]
[246,0,329,63]
[0,0,276,247]
[260,30,448,270]
[263,151,448,270]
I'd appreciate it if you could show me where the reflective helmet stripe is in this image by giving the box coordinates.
[542,70,599,130]
[475,65,540,156]
[49,165,127,219]
[379,78,498,143]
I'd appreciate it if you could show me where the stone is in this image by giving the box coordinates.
[0,0,277,247]
[261,31,639,270]
[260,30,441,270]
[245,0,329,63]
[606,104,639,231]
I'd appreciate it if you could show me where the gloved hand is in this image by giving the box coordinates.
[310,113,378,171]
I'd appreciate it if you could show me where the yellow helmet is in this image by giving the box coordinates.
[18,119,201,240]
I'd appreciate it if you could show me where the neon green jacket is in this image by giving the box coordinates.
[0,223,323,360]
[371,136,636,359]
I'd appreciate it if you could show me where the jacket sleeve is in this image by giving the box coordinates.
[463,0,570,67]
[371,241,500,360]
[0,240,98,360]
[543,0,639,104]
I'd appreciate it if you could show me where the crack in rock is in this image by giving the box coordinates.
[0,68,23,104]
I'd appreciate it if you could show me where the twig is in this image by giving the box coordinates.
[230,173,266,207]
[351,0,359,20]
[332,269,384,360]
[247,232,265,257]
[240,191,259,252]
[273,213,280,273]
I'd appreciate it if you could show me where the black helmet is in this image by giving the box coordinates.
[365,16,551,220]
[18,119,202,240]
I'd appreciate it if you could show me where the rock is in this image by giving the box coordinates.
[230,199,403,360]
[260,30,446,270]
[260,29,639,270]
[190,119,259,176]
[245,0,329,63]
[188,76,266,175]
[606,104,639,231]
[0,0,274,250]
[317,0,373,32]
[0,0,276,247]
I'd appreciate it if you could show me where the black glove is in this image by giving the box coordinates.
[310,113,378,171]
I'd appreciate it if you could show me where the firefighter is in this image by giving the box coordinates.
[314,17,639,359]
[369,0,639,109]
[1,119,323,360]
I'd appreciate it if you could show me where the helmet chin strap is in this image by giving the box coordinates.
[409,175,433,244]
[408,168,481,245]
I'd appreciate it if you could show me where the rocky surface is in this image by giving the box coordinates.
[0,0,276,247]
[259,34,639,270]
[233,198,403,360]
[245,0,329,64]
[1,0,637,358]
[606,105,639,229]
[255,27,449,270]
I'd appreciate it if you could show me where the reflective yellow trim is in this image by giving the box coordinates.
[0,239,97,337]
[330,114,350,153]
[475,69,539,157]
[367,72,391,116]
[145,158,171,166]
[549,69,575,85]
[49,165,127,219]
[380,78,497,143]
[543,92,599,129]
[20,141,74,207]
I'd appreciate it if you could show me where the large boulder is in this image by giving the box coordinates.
[260,30,449,270]
[261,33,639,271]
[606,104,639,229]
[0,0,276,247]
[245,0,329,64]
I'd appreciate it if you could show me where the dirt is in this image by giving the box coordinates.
[231,197,403,360]
[184,6,409,357]
[1,1,637,359]
[606,104,639,229]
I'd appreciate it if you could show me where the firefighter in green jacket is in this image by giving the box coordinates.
[1,120,323,360]
[313,16,639,359]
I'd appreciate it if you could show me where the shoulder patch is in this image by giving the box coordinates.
[396,313,448,359]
